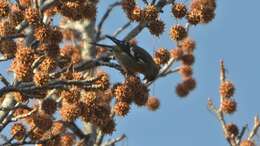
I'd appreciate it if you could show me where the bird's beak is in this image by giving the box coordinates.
[105,35,126,48]
[89,42,114,49]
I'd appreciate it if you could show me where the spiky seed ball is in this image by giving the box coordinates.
[34,25,51,42]
[179,65,193,77]
[33,71,49,86]
[41,98,57,115]
[133,84,149,106]
[0,40,17,58]
[81,3,97,20]
[82,91,97,109]
[31,112,53,131]
[49,27,63,44]
[121,0,136,12]
[0,0,9,17]
[170,25,187,41]
[154,48,170,65]
[9,7,24,26]
[94,72,110,90]
[0,20,15,37]
[11,123,26,141]
[170,48,184,60]
[58,134,75,146]
[100,118,116,134]
[51,121,65,135]
[147,19,165,37]
[199,7,215,24]
[221,98,237,114]
[186,9,201,25]
[13,91,27,103]
[29,128,45,140]
[19,0,31,6]
[219,80,235,98]
[24,7,40,25]
[181,54,195,65]
[143,4,158,22]
[181,77,196,91]
[61,86,81,104]
[39,56,56,73]
[176,83,189,97]
[146,96,160,111]
[225,123,239,137]
[129,6,143,21]
[13,62,33,81]
[114,102,130,116]
[190,0,216,11]
[124,75,142,88]
[182,37,196,53]
[172,3,187,19]
[60,101,82,122]
[112,83,132,103]
[240,140,255,146]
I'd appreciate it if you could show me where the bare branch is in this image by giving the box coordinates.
[248,115,260,140]
[96,2,121,41]
[0,74,10,86]
[101,134,126,146]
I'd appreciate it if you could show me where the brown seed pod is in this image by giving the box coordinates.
[100,118,116,134]
[221,98,237,114]
[58,134,75,146]
[143,4,158,22]
[240,140,255,146]
[0,0,9,17]
[33,71,49,87]
[11,123,26,141]
[172,3,187,19]
[181,77,196,91]
[219,80,235,98]
[170,48,184,60]
[176,83,189,97]
[147,19,165,37]
[170,25,187,41]
[181,54,195,65]
[31,111,53,131]
[154,48,170,65]
[60,101,82,122]
[34,25,51,42]
[112,83,132,103]
[121,0,136,12]
[113,102,130,116]
[41,98,57,115]
[186,9,201,25]
[146,96,160,111]
[179,65,193,77]
[0,20,16,37]
[24,7,40,25]
[225,123,239,137]
[182,37,196,53]
[129,6,143,21]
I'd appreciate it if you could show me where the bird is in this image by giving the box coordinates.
[92,35,159,81]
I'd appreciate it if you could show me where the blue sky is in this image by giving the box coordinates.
[97,0,260,146]
[1,0,260,146]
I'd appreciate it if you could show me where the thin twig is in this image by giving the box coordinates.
[113,21,131,37]
[248,115,260,140]
[96,2,121,41]
[11,108,37,122]
[101,134,126,146]
[0,74,10,86]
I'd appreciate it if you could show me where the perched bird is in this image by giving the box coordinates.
[92,35,159,81]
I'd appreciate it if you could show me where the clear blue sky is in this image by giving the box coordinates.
[97,0,260,146]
